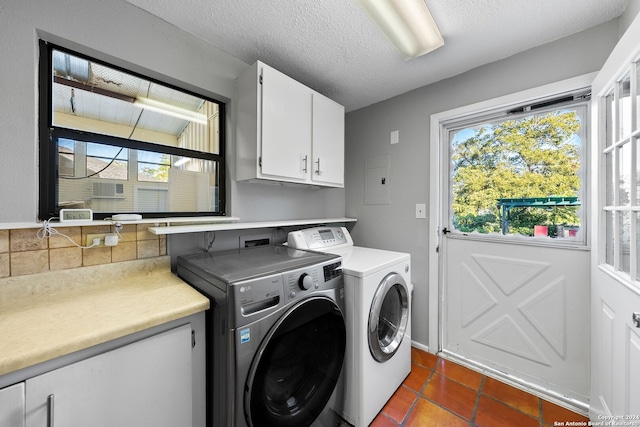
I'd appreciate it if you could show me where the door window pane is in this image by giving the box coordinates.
[605,151,614,206]
[619,76,631,141]
[606,92,614,148]
[619,143,632,206]
[620,211,631,274]
[606,211,615,265]
[449,105,586,241]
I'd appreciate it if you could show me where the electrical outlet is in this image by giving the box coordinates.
[86,233,107,247]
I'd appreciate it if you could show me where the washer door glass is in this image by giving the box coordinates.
[245,296,346,427]
[369,272,409,362]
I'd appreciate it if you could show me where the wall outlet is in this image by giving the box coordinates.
[104,234,119,246]
[86,233,119,247]
[86,233,108,247]
[415,203,427,219]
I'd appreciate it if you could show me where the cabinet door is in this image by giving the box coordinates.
[311,93,344,187]
[0,383,25,427]
[26,325,192,427]
[260,64,312,182]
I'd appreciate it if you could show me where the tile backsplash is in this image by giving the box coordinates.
[0,224,166,277]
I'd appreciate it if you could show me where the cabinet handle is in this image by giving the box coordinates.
[47,394,55,427]
[302,155,308,173]
[315,158,321,175]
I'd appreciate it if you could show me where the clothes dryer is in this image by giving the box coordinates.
[287,227,412,426]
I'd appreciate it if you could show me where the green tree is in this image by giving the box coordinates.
[451,110,581,235]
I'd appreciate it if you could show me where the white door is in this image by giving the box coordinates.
[589,13,640,421]
[260,63,312,182]
[25,325,192,427]
[432,79,593,409]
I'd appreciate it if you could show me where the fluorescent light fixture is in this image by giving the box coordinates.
[355,0,444,59]
[174,157,191,167]
[134,97,208,125]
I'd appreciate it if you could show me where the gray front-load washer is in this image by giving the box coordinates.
[177,245,346,427]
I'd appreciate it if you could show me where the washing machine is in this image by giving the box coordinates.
[287,227,412,426]
[177,245,346,427]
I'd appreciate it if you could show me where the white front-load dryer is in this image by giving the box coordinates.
[287,227,412,427]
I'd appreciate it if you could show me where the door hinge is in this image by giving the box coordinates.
[259,74,263,85]
[259,156,262,168]
[192,330,196,348]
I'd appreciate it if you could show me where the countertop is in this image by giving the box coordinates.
[0,256,209,377]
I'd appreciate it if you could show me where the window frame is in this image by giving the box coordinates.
[599,60,640,284]
[38,40,226,220]
[441,93,591,247]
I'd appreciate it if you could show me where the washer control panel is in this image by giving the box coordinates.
[281,261,342,302]
[287,226,353,250]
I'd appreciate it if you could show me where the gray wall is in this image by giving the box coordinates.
[2,0,637,348]
[0,0,345,223]
[344,19,622,347]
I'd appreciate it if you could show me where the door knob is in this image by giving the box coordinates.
[633,312,640,328]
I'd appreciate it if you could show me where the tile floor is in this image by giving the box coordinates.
[371,347,590,427]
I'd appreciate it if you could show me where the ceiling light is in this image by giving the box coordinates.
[174,157,190,167]
[355,0,444,59]
[134,97,208,125]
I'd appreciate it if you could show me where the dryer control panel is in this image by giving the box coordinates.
[287,226,353,250]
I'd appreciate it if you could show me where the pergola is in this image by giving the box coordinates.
[497,196,580,235]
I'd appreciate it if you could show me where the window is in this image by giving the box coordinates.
[601,64,640,282]
[39,42,225,219]
[444,92,589,243]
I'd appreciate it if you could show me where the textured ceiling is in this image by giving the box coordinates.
[125,0,629,112]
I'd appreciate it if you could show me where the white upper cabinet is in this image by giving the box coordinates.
[311,92,345,187]
[236,61,344,187]
[260,64,312,182]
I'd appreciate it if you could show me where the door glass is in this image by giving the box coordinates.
[369,279,408,362]
[606,93,614,148]
[378,285,403,348]
[621,211,631,274]
[247,298,345,427]
[619,143,632,205]
[449,104,587,242]
[606,211,615,265]
[619,76,631,140]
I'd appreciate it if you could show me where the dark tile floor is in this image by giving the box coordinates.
[370,347,590,427]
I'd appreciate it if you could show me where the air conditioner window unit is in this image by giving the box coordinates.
[92,182,125,199]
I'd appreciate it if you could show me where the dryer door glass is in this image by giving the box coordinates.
[369,273,409,362]
[245,296,346,427]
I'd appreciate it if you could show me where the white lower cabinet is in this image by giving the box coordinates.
[0,382,25,427]
[25,324,193,427]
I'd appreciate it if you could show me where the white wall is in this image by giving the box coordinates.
[344,20,622,347]
[0,0,345,223]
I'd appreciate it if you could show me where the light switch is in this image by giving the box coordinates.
[415,203,427,219]
[390,130,399,145]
